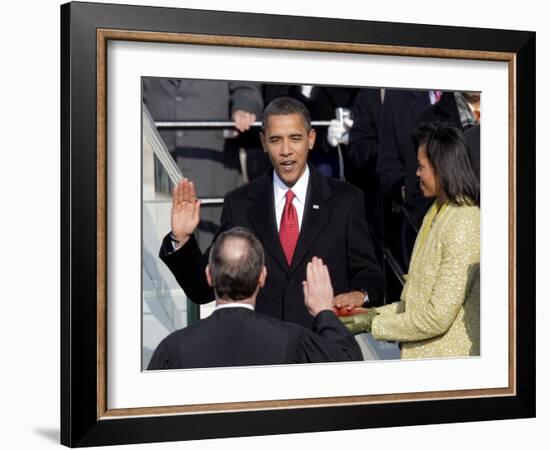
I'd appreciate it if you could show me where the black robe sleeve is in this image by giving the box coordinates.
[293,310,363,363]
[147,336,182,370]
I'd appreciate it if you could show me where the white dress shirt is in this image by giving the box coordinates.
[429,90,440,105]
[214,303,254,312]
[273,165,309,231]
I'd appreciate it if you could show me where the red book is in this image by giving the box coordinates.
[333,307,369,317]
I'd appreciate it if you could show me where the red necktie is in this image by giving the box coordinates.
[279,190,299,265]
[433,90,442,103]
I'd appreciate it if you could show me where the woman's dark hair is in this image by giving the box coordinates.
[412,122,480,206]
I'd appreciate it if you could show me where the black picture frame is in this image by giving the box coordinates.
[61,1,535,447]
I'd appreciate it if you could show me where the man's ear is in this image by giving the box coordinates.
[205,265,213,287]
[258,266,267,288]
[259,131,267,153]
[308,128,317,150]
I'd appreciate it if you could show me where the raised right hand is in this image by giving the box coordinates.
[302,257,334,317]
[171,178,201,248]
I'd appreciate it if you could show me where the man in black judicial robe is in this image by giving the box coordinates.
[148,228,362,369]
[159,97,384,328]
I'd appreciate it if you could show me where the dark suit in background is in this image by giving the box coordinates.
[377,90,431,207]
[465,123,481,180]
[347,88,384,264]
[147,307,362,369]
[160,165,385,327]
[376,90,432,270]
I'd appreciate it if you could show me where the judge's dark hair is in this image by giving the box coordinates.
[208,227,265,301]
[261,96,312,132]
[412,122,480,206]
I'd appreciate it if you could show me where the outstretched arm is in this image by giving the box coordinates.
[159,178,215,304]
[371,209,480,343]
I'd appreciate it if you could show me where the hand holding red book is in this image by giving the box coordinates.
[332,306,369,317]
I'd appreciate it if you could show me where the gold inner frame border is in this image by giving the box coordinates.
[95,28,517,420]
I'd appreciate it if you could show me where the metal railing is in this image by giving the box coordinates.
[384,247,405,286]
[143,106,184,185]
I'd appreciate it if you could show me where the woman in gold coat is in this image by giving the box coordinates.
[340,123,480,359]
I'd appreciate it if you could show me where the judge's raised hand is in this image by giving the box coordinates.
[302,257,334,317]
[171,178,201,248]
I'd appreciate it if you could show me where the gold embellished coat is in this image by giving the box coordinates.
[372,202,480,359]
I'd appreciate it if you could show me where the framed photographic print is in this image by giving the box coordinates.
[61,1,535,446]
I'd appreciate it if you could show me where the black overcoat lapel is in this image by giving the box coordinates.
[246,172,289,272]
[288,167,332,275]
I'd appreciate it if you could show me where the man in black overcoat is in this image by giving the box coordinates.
[159,97,384,327]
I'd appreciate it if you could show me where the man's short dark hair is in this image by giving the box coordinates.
[261,96,312,132]
[412,122,480,206]
[208,227,265,300]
